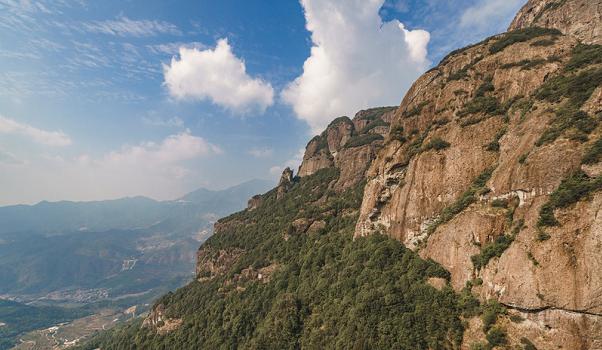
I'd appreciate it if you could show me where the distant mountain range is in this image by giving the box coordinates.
[0,179,273,299]
[0,179,273,236]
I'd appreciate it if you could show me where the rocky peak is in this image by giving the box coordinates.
[297,107,397,189]
[509,0,602,44]
[276,167,294,199]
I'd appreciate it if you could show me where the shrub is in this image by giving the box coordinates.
[486,327,507,347]
[518,153,529,164]
[475,78,495,97]
[359,118,389,134]
[564,44,602,72]
[521,337,538,350]
[491,199,508,208]
[423,137,451,152]
[471,234,514,270]
[531,38,556,47]
[389,125,406,143]
[489,27,561,54]
[458,96,504,117]
[527,251,540,266]
[582,138,602,165]
[536,169,602,230]
[501,58,546,70]
[486,127,507,152]
[426,169,493,235]
[481,300,506,332]
[344,134,384,148]
[403,100,430,118]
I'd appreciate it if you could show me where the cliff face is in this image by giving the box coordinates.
[509,0,602,45]
[95,1,602,349]
[353,0,602,348]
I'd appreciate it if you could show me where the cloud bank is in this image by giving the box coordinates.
[282,0,430,133]
[0,115,71,146]
[0,130,221,205]
[83,16,181,37]
[163,39,275,113]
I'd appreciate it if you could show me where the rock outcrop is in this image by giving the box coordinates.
[509,0,602,44]
[298,107,396,189]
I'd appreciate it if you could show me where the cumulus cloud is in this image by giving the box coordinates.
[82,15,181,37]
[282,0,430,133]
[163,39,274,113]
[460,0,524,30]
[0,130,222,205]
[0,115,71,146]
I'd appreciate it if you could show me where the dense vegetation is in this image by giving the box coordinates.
[535,44,602,146]
[489,27,561,54]
[0,300,88,350]
[344,133,384,148]
[538,171,602,227]
[80,169,472,349]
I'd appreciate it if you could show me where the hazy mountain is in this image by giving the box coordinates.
[0,179,273,299]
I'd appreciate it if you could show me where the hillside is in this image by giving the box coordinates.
[80,0,602,349]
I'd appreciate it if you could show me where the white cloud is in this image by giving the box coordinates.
[142,115,184,128]
[282,0,430,133]
[460,0,524,30]
[163,39,275,113]
[269,148,304,177]
[248,147,274,158]
[147,42,207,56]
[102,130,221,167]
[0,130,222,205]
[83,16,181,37]
[0,115,72,146]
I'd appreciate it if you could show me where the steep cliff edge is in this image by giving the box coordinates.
[356,0,602,348]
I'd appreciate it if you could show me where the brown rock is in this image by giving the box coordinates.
[509,0,602,45]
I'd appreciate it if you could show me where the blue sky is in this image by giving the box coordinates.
[0,0,524,205]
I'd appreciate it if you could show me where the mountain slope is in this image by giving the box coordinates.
[80,1,602,349]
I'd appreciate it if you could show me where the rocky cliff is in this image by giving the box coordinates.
[353,0,602,348]
[509,0,602,45]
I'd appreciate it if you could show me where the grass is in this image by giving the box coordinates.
[489,27,561,54]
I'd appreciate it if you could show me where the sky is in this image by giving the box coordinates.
[0,0,525,206]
